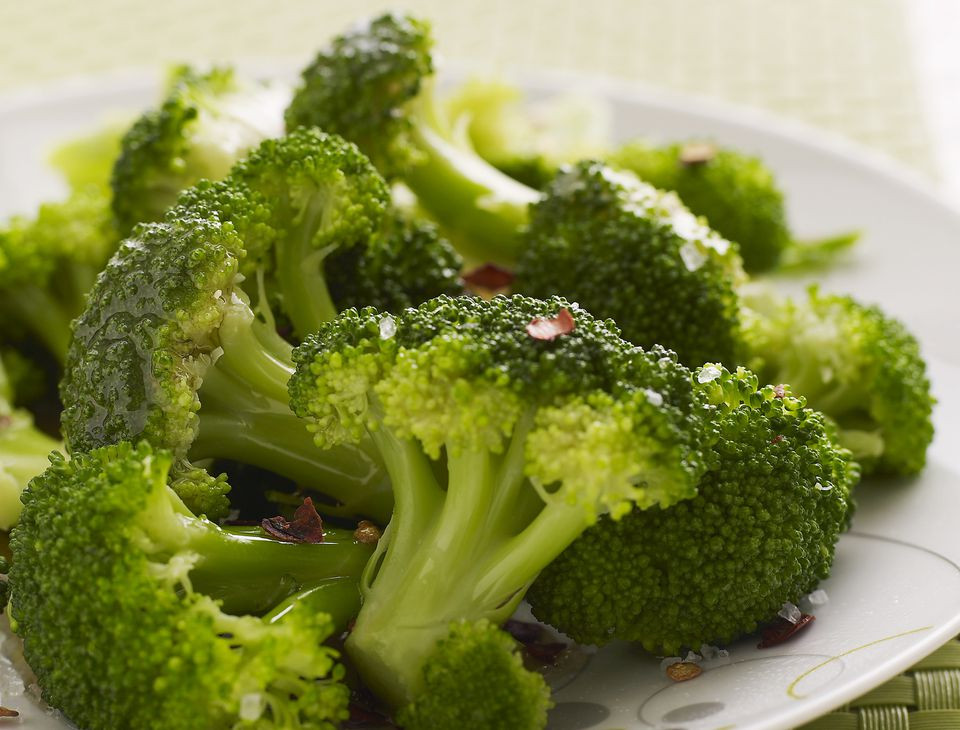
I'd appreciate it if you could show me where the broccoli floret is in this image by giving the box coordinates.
[610,140,858,273]
[289,294,710,711]
[515,161,746,366]
[9,441,372,730]
[285,13,538,266]
[286,15,745,366]
[528,365,857,653]
[112,65,289,232]
[0,185,118,364]
[741,286,934,475]
[0,353,61,529]
[397,619,552,730]
[62,129,412,521]
[444,77,613,189]
[49,119,128,193]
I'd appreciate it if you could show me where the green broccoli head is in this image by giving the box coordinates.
[9,441,370,729]
[610,140,791,273]
[742,286,934,475]
[290,294,710,708]
[62,129,414,521]
[112,65,289,232]
[528,365,857,653]
[0,185,118,364]
[0,352,61,529]
[515,161,746,367]
[398,619,553,730]
[326,210,463,313]
[285,13,433,180]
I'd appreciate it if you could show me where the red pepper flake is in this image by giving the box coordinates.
[666,662,702,682]
[757,613,816,648]
[461,263,515,292]
[504,619,544,644]
[354,520,382,544]
[773,384,787,399]
[679,142,717,166]
[526,307,576,341]
[771,434,784,445]
[261,497,325,543]
[0,707,18,718]
[345,703,395,728]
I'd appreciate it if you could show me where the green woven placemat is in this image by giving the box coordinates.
[802,637,960,729]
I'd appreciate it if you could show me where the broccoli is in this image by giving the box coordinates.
[0,352,61,529]
[289,294,710,712]
[610,140,859,273]
[9,441,372,730]
[397,619,552,730]
[285,13,745,366]
[515,161,746,367]
[62,128,460,522]
[528,365,858,653]
[741,286,934,475]
[49,118,128,193]
[444,77,613,189]
[111,65,290,233]
[0,185,118,365]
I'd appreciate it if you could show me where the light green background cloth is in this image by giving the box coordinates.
[0,0,935,177]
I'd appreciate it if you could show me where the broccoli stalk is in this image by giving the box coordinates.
[285,13,745,366]
[0,353,61,528]
[290,295,709,714]
[10,441,371,730]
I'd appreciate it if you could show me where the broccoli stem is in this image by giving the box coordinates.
[263,575,362,633]
[405,93,538,266]
[183,524,372,616]
[275,194,342,339]
[349,420,572,709]
[194,304,392,522]
[4,287,74,365]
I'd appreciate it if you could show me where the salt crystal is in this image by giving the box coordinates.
[239,693,264,721]
[779,601,802,624]
[379,315,397,340]
[659,656,682,674]
[697,365,722,384]
[683,651,702,664]
[806,589,829,606]
[699,644,720,660]
[679,241,707,272]
[645,389,664,407]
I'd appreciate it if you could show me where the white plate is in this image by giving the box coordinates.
[2,69,959,730]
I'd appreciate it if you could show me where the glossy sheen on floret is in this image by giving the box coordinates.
[285,13,433,178]
[514,161,745,367]
[61,217,241,456]
[397,620,552,730]
[111,66,288,232]
[326,212,463,312]
[610,141,790,273]
[743,287,934,475]
[528,366,857,652]
[9,442,349,730]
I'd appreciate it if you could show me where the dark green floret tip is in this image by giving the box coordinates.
[515,161,745,367]
[285,13,433,178]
